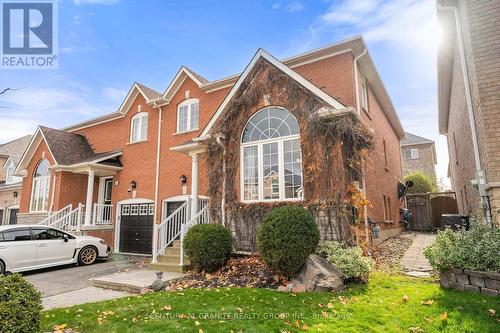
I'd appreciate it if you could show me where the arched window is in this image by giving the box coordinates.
[30,159,50,212]
[177,98,199,133]
[241,107,303,201]
[130,112,148,143]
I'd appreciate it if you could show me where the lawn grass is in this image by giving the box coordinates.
[42,272,499,333]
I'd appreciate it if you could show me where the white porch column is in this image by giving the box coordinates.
[190,153,199,219]
[84,169,95,226]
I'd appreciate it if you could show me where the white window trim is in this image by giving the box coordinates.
[240,133,303,203]
[404,148,419,159]
[176,98,199,133]
[30,175,50,213]
[361,79,369,111]
[129,112,149,143]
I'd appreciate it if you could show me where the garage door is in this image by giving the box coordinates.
[119,203,154,254]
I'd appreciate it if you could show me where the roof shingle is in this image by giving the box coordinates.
[401,132,433,146]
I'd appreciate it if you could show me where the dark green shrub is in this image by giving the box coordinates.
[0,273,42,333]
[424,219,500,272]
[183,224,233,272]
[257,206,320,278]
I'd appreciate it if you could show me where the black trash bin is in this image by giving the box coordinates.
[441,214,470,230]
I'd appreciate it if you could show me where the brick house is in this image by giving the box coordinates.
[14,36,405,264]
[0,135,32,225]
[437,0,500,224]
[401,132,437,181]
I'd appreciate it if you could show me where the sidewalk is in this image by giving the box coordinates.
[401,233,436,275]
[43,287,130,310]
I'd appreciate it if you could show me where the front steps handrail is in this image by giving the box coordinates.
[45,203,84,232]
[154,200,190,258]
[179,203,210,266]
[38,204,73,226]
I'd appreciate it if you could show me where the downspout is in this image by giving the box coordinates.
[152,103,163,263]
[215,133,226,226]
[437,3,489,221]
[353,48,371,247]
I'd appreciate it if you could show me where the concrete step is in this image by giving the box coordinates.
[149,262,190,273]
[91,270,184,294]
[157,254,189,265]
[171,240,181,248]
[164,246,182,256]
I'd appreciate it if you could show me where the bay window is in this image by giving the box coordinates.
[241,107,303,202]
[30,159,50,212]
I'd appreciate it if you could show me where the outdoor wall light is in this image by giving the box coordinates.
[130,180,137,189]
[180,175,187,185]
[13,191,18,199]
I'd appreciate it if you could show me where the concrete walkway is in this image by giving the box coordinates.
[91,269,184,293]
[401,233,436,276]
[43,287,130,310]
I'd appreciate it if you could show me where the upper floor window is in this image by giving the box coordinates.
[130,112,148,143]
[5,160,20,184]
[30,159,50,212]
[241,107,303,202]
[361,79,369,112]
[177,99,199,133]
[404,148,419,159]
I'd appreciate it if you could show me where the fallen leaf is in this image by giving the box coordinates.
[489,309,496,316]
[327,302,334,308]
[408,327,424,332]
[440,312,448,321]
[162,305,172,311]
[421,300,434,306]
[402,295,409,303]
[195,321,201,326]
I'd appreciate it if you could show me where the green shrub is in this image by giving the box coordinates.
[316,241,374,280]
[404,171,436,194]
[424,219,500,272]
[0,273,42,333]
[183,223,233,273]
[257,206,320,278]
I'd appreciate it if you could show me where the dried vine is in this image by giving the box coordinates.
[204,59,373,251]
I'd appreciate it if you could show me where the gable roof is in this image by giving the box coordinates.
[0,135,32,165]
[200,48,346,137]
[64,82,161,132]
[401,132,434,146]
[161,66,208,103]
[14,126,123,175]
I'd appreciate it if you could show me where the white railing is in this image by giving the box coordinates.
[47,203,84,232]
[93,203,113,225]
[154,200,190,258]
[180,203,210,266]
[38,204,73,226]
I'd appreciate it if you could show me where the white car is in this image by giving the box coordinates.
[0,225,109,274]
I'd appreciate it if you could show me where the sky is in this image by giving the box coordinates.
[0,0,449,186]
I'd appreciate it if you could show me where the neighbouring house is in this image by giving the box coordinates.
[437,0,500,224]
[401,132,437,181]
[0,135,32,225]
[14,36,405,268]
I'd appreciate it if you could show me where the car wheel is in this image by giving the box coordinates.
[0,260,5,275]
[78,246,98,266]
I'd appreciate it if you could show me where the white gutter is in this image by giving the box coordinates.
[152,103,163,263]
[352,48,371,246]
[437,4,483,177]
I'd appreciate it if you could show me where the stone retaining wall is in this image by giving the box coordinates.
[440,268,500,296]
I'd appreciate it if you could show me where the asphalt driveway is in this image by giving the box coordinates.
[23,254,149,297]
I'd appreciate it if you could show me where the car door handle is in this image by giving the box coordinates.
[37,244,47,247]
[0,246,6,249]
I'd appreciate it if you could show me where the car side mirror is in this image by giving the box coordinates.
[63,235,69,242]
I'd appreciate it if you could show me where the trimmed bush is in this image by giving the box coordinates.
[404,171,437,194]
[257,206,320,278]
[424,219,500,272]
[0,273,42,333]
[183,224,233,272]
[316,241,373,280]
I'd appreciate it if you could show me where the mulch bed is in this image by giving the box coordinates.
[371,231,416,272]
[167,255,287,290]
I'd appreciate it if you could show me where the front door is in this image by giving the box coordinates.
[165,201,185,218]
[8,209,18,225]
[119,203,154,254]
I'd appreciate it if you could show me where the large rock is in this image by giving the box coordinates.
[289,254,345,292]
